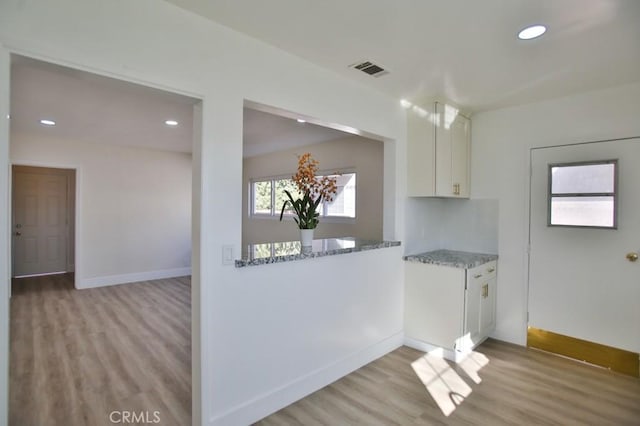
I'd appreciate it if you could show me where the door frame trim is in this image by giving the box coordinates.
[11,164,78,282]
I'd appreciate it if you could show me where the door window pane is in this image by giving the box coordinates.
[550,196,615,227]
[549,160,617,228]
[551,163,615,194]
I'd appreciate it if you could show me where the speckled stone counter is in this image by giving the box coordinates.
[403,249,498,269]
[236,237,401,268]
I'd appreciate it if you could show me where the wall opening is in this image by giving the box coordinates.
[7,53,202,426]
[241,101,387,252]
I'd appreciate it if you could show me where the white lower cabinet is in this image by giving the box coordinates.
[405,260,497,360]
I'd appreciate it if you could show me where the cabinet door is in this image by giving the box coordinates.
[435,102,452,196]
[450,114,470,197]
[479,276,496,337]
[406,105,436,196]
[463,262,497,351]
[405,262,465,350]
[464,273,482,347]
[435,102,470,198]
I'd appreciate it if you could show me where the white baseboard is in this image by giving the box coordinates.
[404,336,487,364]
[404,337,459,361]
[209,332,404,426]
[77,267,191,289]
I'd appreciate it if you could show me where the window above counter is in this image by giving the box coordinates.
[250,172,357,219]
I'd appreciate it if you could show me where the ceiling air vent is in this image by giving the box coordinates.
[349,60,389,78]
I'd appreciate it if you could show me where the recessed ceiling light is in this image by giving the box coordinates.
[296,119,306,123]
[518,25,547,40]
[165,119,178,126]
[39,119,56,126]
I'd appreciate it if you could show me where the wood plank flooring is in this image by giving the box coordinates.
[11,275,640,425]
[10,273,191,426]
[258,339,640,425]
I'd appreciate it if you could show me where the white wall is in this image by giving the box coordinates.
[242,136,384,246]
[10,133,192,287]
[0,1,407,425]
[471,82,640,345]
[404,198,499,255]
[219,247,404,425]
[0,46,10,426]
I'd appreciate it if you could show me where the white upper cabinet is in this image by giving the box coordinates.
[436,102,471,197]
[406,103,436,196]
[407,101,471,198]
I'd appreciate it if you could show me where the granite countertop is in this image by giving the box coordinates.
[403,249,498,269]
[236,237,401,268]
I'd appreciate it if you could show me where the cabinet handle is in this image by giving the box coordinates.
[487,267,495,273]
[473,274,482,279]
[453,183,460,195]
[482,283,489,298]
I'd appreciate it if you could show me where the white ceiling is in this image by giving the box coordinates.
[243,108,351,157]
[12,2,640,155]
[10,56,198,153]
[166,0,640,112]
[11,56,348,156]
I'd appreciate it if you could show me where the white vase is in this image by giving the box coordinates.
[300,229,314,248]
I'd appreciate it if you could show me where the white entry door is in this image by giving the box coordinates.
[12,166,69,277]
[529,138,640,353]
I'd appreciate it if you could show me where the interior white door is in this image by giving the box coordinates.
[12,167,68,277]
[529,138,640,353]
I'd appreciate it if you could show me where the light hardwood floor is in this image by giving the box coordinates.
[11,275,640,425]
[258,339,640,425]
[10,273,191,426]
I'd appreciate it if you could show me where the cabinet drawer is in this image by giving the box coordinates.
[468,260,497,285]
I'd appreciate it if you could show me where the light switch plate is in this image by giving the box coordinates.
[222,245,234,265]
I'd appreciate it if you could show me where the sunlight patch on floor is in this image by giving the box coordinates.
[458,351,490,384]
[411,350,490,416]
[411,353,472,416]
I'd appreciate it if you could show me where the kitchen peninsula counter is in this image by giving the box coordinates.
[236,237,401,268]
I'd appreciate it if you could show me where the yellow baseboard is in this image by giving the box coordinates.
[527,327,639,377]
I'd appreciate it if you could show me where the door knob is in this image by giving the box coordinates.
[15,231,21,236]
[626,252,639,262]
